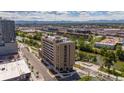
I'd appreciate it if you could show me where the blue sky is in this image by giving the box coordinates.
[0,11,124,21]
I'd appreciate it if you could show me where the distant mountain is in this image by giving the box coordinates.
[15,21,80,25]
[86,20,124,23]
[15,20,124,25]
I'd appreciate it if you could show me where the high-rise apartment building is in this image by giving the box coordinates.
[41,35,75,72]
[0,19,17,56]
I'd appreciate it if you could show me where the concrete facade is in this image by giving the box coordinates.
[41,35,75,72]
[0,42,18,56]
[0,19,16,43]
[0,19,17,56]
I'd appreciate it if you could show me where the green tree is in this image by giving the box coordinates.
[104,51,118,72]
[92,56,97,63]
[100,46,107,56]
[116,45,124,61]
[27,35,33,39]
[78,37,85,49]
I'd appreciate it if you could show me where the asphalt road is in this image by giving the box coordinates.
[21,47,56,81]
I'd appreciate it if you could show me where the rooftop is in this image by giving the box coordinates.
[96,38,119,46]
[0,18,14,22]
[0,59,31,81]
[103,28,121,31]
[43,35,73,43]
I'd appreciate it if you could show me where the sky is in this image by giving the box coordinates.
[0,11,124,21]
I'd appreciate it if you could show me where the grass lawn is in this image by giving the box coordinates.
[79,76,93,81]
[99,61,124,77]
[74,64,84,69]
[114,61,124,72]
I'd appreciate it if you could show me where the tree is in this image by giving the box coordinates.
[33,34,40,41]
[116,45,124,61]
[78,37,85,49]
[93,56,97,63]
[116,45,122,55]
[88,35,94,42]
[36,71,39,78]
[85,43,92,52]
[88,35,95,45]
[27,35,33,39]
[18,31,26,37]
[36,71,39,75]
[100,46,107,56]
[104,51,118,72]
[31,66,34,72]
[104,57,112,71]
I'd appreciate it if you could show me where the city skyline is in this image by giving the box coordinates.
[1,11,124,21]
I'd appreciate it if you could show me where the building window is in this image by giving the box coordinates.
[64,45,67,63]
[64,64,67,66]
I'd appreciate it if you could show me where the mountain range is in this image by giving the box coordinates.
[15,20,124,25]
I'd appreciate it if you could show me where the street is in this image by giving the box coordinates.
[19,42,124,81]
[20,46,56,81]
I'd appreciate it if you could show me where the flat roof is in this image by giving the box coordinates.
[0,59,31,81]
[43,35,73,43]
[96,38,119,46]
[104,28,121,31]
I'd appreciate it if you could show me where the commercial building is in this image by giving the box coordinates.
[95,37,119,49]
[0,18,18,56]
[117,32,124,37]
[0,59,31,81]
[41,35,75,72]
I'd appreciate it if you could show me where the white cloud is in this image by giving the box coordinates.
[0,11,124,21]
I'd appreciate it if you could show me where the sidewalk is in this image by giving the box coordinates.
[76,61,124,81]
